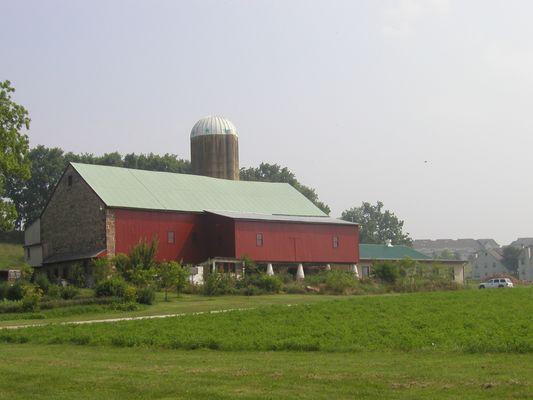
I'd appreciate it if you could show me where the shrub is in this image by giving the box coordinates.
[21,286,43,312]
[136,287,155,305]
[373,262,400,284]
[323,271,358,294]
[90,258,112,285]
[240,285,265,296]
[67,262,87,287]
[252,274,283,293]
[284,282,306,294]
[45,285,61,299]
[95,278,127,298]
[0,282,9,300]
[0,300,23,313]
[123,284,137,303]
[202,273,237,296]
[60,285,80,300]
[7,281,25,301]
[34,273,51,293]
[112,253,131,276]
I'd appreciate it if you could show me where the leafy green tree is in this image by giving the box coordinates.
[502,246,521,275]
[341,201,412,245]
[6,145,65,228]
[0,81,31,230]
[156,261,188,301]
[240,163,330,214]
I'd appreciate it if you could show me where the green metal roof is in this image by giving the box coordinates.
[359,244,432,261]
[71,163,326,216]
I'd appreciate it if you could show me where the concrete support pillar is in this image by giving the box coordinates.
[266,263,274,276]
[351,264,359,279]
[296,263,305,280]
[325,264,331,271]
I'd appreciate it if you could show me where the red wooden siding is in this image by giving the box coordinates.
[234,220,359,264]
[113,209,359,265]
[113,209,206,264]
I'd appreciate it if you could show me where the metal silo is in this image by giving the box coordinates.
[190,116,239,180]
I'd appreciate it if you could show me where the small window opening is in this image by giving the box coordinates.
[67,175,73,186]
[256,233,264,247]
[167,231,175,244]
[333,236,339,248]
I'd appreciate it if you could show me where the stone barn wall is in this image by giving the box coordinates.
[41,165,107,263]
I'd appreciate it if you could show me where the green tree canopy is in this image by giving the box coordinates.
[240,163,330,214]
[0,81,31,231]
[502,246,521,275]
[341,201,412,246]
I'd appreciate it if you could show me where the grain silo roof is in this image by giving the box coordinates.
[71,163,326,216]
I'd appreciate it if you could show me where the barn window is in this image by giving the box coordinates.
[167,231,175,244]
[256,233,263,247]
[67,175,73,186]
[333,236,339,248]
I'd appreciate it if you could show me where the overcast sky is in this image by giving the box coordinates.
[2,0,532,244]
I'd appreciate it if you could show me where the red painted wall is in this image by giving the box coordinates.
[113,209,207,264]
[113,209,359,265]
[234,220,359,264]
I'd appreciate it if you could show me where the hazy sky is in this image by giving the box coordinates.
[2,0,532,244]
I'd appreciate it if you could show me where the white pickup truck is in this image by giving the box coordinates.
[478,278,514,289]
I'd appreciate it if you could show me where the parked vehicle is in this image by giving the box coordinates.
[479,278,514,289]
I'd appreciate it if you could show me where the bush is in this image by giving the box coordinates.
[0,282,9,300]
[284,282,306,294]
[250,274,283,293]
[7,281,25,301]
[373,262,400,284]
[0,300,23,313]
[60,285,80,300]
[323,271,358,294]
[67,263,86,287]
[45,285,61,299]
[34,273,51,293]
[202,273,237,296]
[136,287,155,305]
[21,286,43,312]
[123,284,137,303]
[95,278,127,298]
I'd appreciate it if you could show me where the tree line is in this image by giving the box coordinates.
[0,80,412,245]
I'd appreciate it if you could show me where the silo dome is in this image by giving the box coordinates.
[190,115,240,180]
[191,116,238,138]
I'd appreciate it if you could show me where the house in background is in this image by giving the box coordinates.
[518,246,533,281]
[359,241,466,284]
[413,238,499,261]
[470,248,508,280]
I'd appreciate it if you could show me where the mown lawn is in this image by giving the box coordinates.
[0,242,24,270]
[0,344,530,399]
[2,288,531,353]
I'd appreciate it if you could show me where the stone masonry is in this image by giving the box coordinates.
[41,165,107,263]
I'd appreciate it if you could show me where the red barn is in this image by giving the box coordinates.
[39,162,359,278]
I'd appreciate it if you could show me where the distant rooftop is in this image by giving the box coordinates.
[360,243,432,261]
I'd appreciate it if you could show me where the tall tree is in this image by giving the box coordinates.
[0,81,31,231]
[341,201,412,245]
[502,246,521,275]
[240,163,330,214]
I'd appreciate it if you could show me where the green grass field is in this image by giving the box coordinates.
[0,242,24,270]
[0,344,530,399]
[0,288,531,399]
